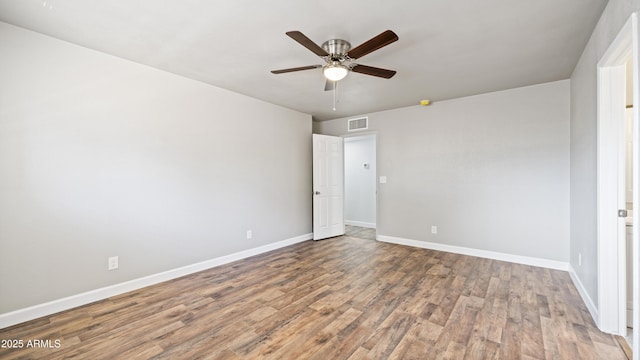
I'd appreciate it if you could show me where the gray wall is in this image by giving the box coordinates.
[569,0,640,309]
[0,22,312,313]
[315,80,570,262]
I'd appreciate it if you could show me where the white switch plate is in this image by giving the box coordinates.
[246,230,253,239]
[578,253,582,266]
[431,226,437,234]
[108,256,119,270]
[379,176,387,184]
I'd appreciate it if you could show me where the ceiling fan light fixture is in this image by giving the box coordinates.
[323,63,348,81]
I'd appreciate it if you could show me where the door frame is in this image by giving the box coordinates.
[597,13,640,350]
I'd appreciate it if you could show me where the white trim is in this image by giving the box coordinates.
[344,220,376,228]
[569,265,600,327]
[0,233,312,329]
[376,235,569,271]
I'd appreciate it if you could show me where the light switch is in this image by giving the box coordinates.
[379,176,387,184]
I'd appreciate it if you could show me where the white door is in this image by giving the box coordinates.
[597,14,640,353]
[313,134,344,240]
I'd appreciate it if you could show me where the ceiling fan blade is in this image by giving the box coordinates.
[286,31,329,57]
[271,65,322,74]
[351,64,397,79]
[324,80,336,91]
[347,30,398,59]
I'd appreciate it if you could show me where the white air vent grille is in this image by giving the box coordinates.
[348,117,368,131]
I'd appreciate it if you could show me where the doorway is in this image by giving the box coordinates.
[343,134,377,240]
[596,13,639,355]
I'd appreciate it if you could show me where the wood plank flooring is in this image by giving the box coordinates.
[344,225,376,241]
[0,235,629,359]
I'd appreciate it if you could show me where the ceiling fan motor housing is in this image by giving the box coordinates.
[322,39,351,58]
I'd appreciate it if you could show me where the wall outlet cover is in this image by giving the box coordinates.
[108,256,119,270]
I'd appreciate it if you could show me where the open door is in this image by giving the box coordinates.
[597,13,640,356]
[313,134,344,240]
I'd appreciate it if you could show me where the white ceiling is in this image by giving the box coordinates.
[0,0,608,121]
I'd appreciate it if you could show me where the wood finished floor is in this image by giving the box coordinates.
[0,235,629,359]
[344,225,376,241]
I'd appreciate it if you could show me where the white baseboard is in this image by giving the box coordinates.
[569,265,600,328]
[376,234,569,271]
[344,220,376,229]
[0,233,313,330]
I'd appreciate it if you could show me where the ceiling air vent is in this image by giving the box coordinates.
[348,117,368,132]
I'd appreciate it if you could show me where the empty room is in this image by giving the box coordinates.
[1,0,639,359]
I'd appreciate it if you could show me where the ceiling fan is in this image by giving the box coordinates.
[271,30,399,91]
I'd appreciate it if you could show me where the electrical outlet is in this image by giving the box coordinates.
[431,226,437,234]
[108,256,119,270]
[246,230,253,239]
